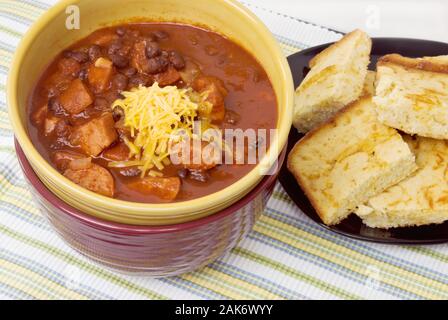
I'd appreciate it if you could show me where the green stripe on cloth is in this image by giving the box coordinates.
[0,225,167,300]
[232,247,360,300]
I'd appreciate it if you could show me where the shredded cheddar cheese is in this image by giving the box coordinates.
[109,82,211,176]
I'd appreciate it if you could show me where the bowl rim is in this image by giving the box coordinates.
[15,138,285,234]
[7,0,294,222]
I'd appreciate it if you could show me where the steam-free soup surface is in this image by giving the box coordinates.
[28,23,277,203]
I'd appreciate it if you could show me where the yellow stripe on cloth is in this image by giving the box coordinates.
[0,1,45,20]
[182,266,283,300]
[0,177,41,217]
[256,216,448,299]
[0,269,52,299]
[0,259,87,300]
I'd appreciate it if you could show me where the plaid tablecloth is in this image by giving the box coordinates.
[1,0,448,300]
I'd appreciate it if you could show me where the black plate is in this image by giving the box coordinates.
[280,38,448,244]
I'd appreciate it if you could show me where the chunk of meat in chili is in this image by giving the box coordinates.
[127,177,180,201]
[192,75,228,122]
[69,113,117,156]
[130,40,151,74]
[174,140,220,171]
[131,40,170,75]
[91,30,118,46]
[88,57,114,93]
[57,58,81,77]
[153,66,181,86]
[64,162,115,197]
[59,79,93,114]
[44,116,62,136]
[51,150,84,171]
[102,142,130,161]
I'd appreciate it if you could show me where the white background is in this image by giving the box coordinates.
[241,0,448,43]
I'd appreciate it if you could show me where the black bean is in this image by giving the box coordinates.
[169,51,185,70]
[108,40,123,55]
[48,97,65,116]
[88,45,102,61]
[177,168,188,179]
[94,98,109,111]
[112,106,125,121]
[189,170,209,182]
[113,73,128,91]
[128,74,149,88]
[110,54,128,68]
[119,167,142,177]
[116,27,126,37]
[146,55,169,74]
[64,50,89,63]
[121,67,137,77]
[74,51,89,63]
[78,68,88,81]
[145,41,161,58]
[153,30,168,40]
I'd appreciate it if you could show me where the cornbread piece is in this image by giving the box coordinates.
[70,113,118,156]
[293,29,372,133]
[374,54,448,139]
[357,136,448,228]
[287,97,417,226]
[362,70,376,96]
[59,79,93,114]
[64,162,115,197]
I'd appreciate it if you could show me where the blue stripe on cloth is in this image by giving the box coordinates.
[265,206,448,286]
[0,282,35,300]
[210,260,309,299]
[248,231,419,300]
[1,248,116,300]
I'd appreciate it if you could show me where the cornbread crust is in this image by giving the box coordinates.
[357,136,448,228]
[288,96,417,226]
[374,54,448,139]
[309,30,368,68]
[293,29,372,133]
[362,70,376,96]
[378,54,448,74]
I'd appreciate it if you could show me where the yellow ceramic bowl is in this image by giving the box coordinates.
[8,0,293,225]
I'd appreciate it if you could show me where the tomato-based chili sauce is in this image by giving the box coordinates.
[27,23,278,203]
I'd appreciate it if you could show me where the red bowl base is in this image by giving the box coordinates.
[15,139,284,277]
